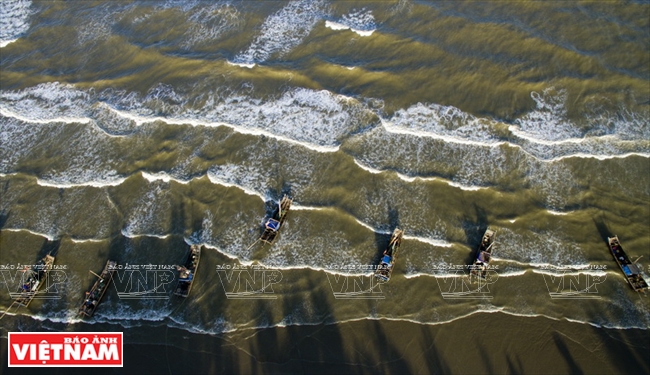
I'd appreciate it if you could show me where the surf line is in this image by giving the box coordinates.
[381,120,650,162]
[105,106,340,153]
[0,106,91,124]
[352,159,488,191]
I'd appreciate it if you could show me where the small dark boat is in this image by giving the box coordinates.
[80,260,117,317]
[470,229,496,279]
[15,254,55,307]
[260,195,292,244]
[608,236,648,292]
[374,228,404,282]
[174,244,201,297]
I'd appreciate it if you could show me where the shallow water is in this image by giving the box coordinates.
[1,1,649,373]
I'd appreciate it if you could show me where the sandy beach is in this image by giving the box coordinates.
[2,311,648,374]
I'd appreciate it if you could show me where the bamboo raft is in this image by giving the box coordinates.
[608,236,648,292]
[374,228,404,282]
[80,260,117,317]
[174,244,201,297]
[470,229,496,279]
[14,254,55,307]
[260,195,293,245]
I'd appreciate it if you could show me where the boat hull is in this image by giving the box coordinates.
[15,255,55,307]
[79,260,117,318]
[470,229,496,280]
[260,195,292,244]
[374,228,404,282]
[608,236,649,292]
[174,245,201,297]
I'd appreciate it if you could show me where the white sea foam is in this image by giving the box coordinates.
[497,269,528,277]
[121,184,172,239]
[206,168,267,201]
[382,120,505,148]
[325,21,348,31]
[377,95,649,166]
[532,268,608,278]
[104,88,352,152]
[4,82,646,166]
[1,83,366,152]
[232,0,326,65]
[203,242,373,277]
[406,267,526,279]
[180,3,241,49]
[1,227,56,241]
[495,229,588,267]
[16,306,645,338]
[226,60,255,68]
[403,235,453,248]
[69,237,106,244]
[385,104,505,146]
[92,303,171,325]
[352,159,487,191]
[141,172,190,184]
[0,82,92,123]
[0,106,91,125]
[119,229,171,240]
[353,218,391,235]
[36,175,127,188]
[291,204,327,211]
[446,180,487,191]
[353,159,383,175]
[0,0,32,48]
[514,88,650,143]
[352,217,452,248]
[543,151,650,163]
[403,273,428,279]
[325,8,376,36]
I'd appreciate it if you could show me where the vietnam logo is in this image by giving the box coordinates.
[8,332,123,367]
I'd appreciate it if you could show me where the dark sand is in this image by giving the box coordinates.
[2,311,648,374]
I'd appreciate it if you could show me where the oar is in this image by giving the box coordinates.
[246,239,261,252]
[89,270,102,279]
[0,301,20,320]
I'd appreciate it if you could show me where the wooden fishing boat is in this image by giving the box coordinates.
[470,229,496,279]
[374,228,404,282]
[260,195,292,244]
[174,244,201,297]
[608,236,648,292]
[80,260,117,317]
[15,254,55,307]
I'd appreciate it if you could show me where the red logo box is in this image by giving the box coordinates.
[8,332,123,367]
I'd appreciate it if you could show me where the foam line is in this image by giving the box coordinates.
[141,172,191,184]
[1,228,56,241]
[352,159,487,191]
[0,106,91,125]
[403,235,453,248]
[381,120,505,147]
[106,106,340,153]
[205,173,267,201]
[120,229,171,240]
[35,176,128,188]
[0,40,17,48]
[325,21,375,36]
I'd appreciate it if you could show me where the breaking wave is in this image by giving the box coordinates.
[0,0,32,48]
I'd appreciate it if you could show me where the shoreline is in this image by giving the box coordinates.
[2,310,648,374]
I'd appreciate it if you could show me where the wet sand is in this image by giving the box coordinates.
[2,311,648,374]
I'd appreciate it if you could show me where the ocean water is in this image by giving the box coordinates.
[1,1,649,373]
